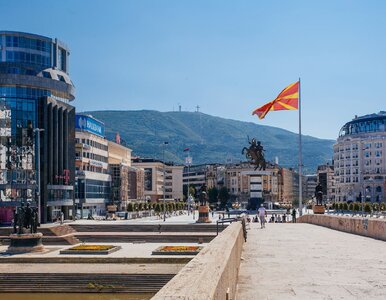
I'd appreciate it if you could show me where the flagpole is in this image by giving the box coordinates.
[298,77,303,215]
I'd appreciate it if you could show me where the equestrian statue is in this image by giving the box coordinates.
[242,137,266,170]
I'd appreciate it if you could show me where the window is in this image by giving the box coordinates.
[57,75,66,82]
[42,71,51,79]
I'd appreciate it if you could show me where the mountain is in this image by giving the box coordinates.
[85,110,335,173]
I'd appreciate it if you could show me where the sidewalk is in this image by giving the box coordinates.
[236,222,386,299]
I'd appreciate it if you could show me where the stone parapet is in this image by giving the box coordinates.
[298,214,386,241]
[152,222,244,300]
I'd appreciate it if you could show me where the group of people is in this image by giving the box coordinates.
[252,205,298,228]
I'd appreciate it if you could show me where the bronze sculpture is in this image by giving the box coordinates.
[13,202,39,234]
[242,137,266,170]
[199,184,208,206]
[315,183,323,205]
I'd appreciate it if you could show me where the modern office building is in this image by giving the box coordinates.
[74,114,110,217]
[333,112,386,202]
[317,164,335,202]
[0,31,75,224]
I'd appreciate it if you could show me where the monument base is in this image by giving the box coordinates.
[8,233,44,253]
[196,205,211,223]
[312,205,325,215]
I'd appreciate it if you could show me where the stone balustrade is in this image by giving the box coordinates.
[151,222,244,300]
[299,214,386,241]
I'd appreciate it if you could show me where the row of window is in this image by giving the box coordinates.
[2,67,36,76]
[79,151,108,163]
[6,51,51,67]
[0,87,51,99]
[75,138,108,151]
[340,119,386,136]
[2,35,52,53]
[334,142,383,153]
[75,178,111,199]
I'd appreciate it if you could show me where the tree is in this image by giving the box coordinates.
[189,185,196,198]
[364,203,372,214]
[127,203,134,212]
[218,187,229,208]
[208,187,219,204]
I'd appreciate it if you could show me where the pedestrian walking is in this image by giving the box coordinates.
[257,204,267,228]
[292,208,297,223]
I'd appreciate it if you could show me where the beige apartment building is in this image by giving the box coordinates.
[334,112,386,203]
[132,158,183,202]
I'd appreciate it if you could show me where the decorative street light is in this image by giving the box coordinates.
[34,128,44,224]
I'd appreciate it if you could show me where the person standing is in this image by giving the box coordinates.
[291,208,297,223]
[257,204,267,228]
[60,211,64,225]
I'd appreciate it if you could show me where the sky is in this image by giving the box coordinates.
[1,0,385,140]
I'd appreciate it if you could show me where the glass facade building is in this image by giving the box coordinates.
[0,31,75,224]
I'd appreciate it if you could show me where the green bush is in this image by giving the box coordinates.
[372,203,379,212]
[348,203,354,211]
[154,203,161,213]
[353,202,360,212]
[127,203,134,212]
[138,203,143,211]
[380,202,386,211]
[364,203,372,213]
[342,202,348,210]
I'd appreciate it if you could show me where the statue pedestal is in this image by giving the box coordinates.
[312,205,325,215]
[196,205,211,223]
[8,233,44,253]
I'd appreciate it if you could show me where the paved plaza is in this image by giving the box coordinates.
[236,222,386,300]
[65,211,221,225]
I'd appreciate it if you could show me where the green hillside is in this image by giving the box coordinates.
[86,110,334,173]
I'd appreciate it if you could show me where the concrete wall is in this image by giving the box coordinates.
[152,222,244,300]
[299,214,386,241]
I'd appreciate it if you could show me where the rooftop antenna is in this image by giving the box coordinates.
[196,105,200,113]
[178,103,182,112]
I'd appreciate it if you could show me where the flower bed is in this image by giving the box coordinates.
[68,245,114,251]
[60,244,121,255]
[152,245,203,255]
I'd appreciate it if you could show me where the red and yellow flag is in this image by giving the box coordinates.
[252,81,299,119]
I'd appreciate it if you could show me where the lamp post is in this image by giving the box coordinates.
[34,128,44,224]
[163,141,168,222]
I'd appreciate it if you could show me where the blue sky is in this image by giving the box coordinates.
[1,0,385,139]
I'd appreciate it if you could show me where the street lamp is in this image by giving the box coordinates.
[163,141,168,222]
[34,128,44,224]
